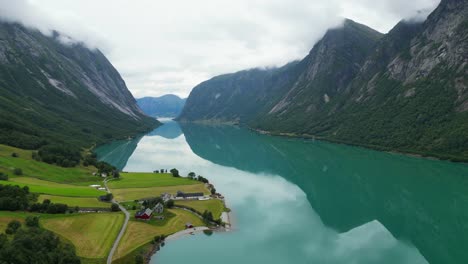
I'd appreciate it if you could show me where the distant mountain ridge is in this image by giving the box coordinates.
[179,0,468,161]
[137,94,186,117]
[0,22,158,149]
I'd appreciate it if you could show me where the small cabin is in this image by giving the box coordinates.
[185,222,193,229]
[135,208,153,220]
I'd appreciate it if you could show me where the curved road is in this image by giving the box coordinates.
[104,179,130,264]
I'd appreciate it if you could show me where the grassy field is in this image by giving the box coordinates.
[113,208,204,260]
[0,177,105,197]
[0,144,99,184]
[175,199,226,219]
[107,172,199,189]
[0,211,58,232]
[42,213,124,259]
[112,183,209,202]
[39,195,109,208]
[0,214,25,232]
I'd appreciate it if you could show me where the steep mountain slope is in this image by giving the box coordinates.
[259,0,468,160]
[0,22,158,149]
[179,20,382,124]
[137,94,186,117]
[254,19,383,128]
[179,0,468,160]
[178,61,305,123]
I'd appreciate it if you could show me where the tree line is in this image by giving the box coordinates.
[0,184,71,214]
[0,219,80,263]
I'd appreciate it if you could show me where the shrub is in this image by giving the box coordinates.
[13,168,22,176]
[31,152,40,161]
[111,203,120,212]
[165,200,174,208]
[0,172,8,181]
[170,168,180,177]
[188,172,196,179]
[25,216,39,227]
[197,176,209,183]
[7,220,21,233]
[135,255,144,264]
[96,161,116,175]
[101,193,113,202]
[11,153,18,158]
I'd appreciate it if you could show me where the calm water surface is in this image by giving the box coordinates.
[96,120,468,264]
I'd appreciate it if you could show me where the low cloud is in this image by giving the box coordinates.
[0,0,439,98]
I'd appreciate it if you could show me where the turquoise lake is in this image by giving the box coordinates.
[96,119,468,264]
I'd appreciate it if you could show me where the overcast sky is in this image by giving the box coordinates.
[0,0,439,98]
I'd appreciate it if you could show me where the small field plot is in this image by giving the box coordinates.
[114,208,204,261]
[107,172,198,189]
[0,177,105,197]
[111,183,209,202]
[42,213,124,259]
[0,144,99,184]
[39,195,109,208]
[175,199,225,219]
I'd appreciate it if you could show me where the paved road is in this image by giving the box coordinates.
[104,179,130,264]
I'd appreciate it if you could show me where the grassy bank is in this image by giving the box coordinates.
[113,208,204,261]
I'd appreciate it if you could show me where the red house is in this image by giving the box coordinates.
[135,208,153,220]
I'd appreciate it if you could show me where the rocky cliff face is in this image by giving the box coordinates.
[180,0,468,160]
[0,22,158,149]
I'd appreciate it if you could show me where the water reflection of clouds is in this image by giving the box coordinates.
[126,127,426,264]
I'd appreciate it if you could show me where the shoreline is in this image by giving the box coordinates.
[146,214,232,264]
[175,120,468,164]
[142,189,233,264]
[247,127,468,165]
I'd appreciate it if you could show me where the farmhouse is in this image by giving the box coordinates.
[135,208,153,220]
[176,191,204,200]
[160,192,171,202]
[154,202,164,214]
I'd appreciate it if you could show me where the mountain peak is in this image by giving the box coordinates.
[137,95,186,118]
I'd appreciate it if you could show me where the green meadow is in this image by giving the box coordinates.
[42,213,125,259]
[0,177,105,197]
[39,195,109,208]
[107,172,199,189]
[111,184,209,201]
[0,144,100,184]
[175,199,226,219]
